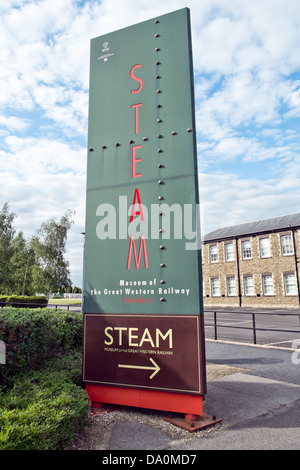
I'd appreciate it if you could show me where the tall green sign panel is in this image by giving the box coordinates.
[83,8,206,396]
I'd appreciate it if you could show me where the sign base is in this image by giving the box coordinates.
[86,384,203,416]
[163,413,222,433]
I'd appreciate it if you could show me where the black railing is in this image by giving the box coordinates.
[205,309,300,345]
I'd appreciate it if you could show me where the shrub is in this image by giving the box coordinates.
[0,295,48,308]
[0,308,83,385]
[0,352,89,450]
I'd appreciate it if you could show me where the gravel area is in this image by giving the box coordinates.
[66,363,246,450]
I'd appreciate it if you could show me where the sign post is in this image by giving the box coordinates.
[83,8,218,430]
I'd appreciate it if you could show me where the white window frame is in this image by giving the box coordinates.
[209,245,218,263]
[283,273,297,295]
[259,237,270,258]
[211,277,220,296]
[225,242,234,261]
[280,234,293,256]
[262,274,274,296]
[242,240,252,259]
[227,277,236,296]
[244,275,254,296]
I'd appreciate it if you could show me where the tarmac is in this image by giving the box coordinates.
[107,340,300,451]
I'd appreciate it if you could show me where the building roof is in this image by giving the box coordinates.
[203,213,300,243]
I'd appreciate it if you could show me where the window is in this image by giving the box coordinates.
[284,273,297,295]
[242,240,252,259]
[262,275,274,295]
[259,237,270,258]
[227,277,236,296]
[209,245,218,263]
[244,276,254,296]
[211,278,220,296]
[225,243,234,261]
[281,234,293,256]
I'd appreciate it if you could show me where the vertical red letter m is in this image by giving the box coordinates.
[126,234,149,270]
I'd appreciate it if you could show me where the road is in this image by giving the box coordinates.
[48,303,300,349]
[204,307,300,348]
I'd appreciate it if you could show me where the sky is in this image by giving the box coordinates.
[1,0,300,288]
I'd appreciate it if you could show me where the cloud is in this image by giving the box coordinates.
[1,0,300,287]
[199,169,300,237]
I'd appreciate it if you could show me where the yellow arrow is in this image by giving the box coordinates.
[118,357,160,379]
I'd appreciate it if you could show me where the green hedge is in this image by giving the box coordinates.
[0,296,48,308]
[0,352,89,450]
[0,308,83,384]
[0,308,88,450]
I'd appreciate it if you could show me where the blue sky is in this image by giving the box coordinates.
[1,0,300,287]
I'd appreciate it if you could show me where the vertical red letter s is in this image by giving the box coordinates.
[130,65,143,94]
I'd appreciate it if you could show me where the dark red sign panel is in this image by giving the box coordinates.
[83,313,204,394]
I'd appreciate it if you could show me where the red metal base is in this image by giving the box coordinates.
[89,401,124,416]
[86,384,203,415]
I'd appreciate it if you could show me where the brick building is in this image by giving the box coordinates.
[202,213,300,309]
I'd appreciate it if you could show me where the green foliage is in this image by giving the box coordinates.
[0,308,83,384]
[0,295,47,308]
[10,232,36,295]
[0,308,88,450]
[31,209,74,297]
[0,352,89,450]
[0,203,16,294]
[0,203,75,296]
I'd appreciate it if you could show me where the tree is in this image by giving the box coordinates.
[10,232,36,295]
[0,203,16,294]
[31,210,74,297]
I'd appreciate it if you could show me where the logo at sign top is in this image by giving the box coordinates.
[98,41,114,62]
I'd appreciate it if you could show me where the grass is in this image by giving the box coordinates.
[48,298,82,305]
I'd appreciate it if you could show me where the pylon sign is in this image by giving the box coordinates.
[83,8,206,396]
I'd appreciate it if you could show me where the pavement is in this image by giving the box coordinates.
[107,340,300,451]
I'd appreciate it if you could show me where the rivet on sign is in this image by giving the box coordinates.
[160,297,166,302]
[160,280,165,284]
[157,118,162,123]
[155,33,160,38]
[158,196,164,200]
[171,131,177,135]
[158,180,163,184]
[156,61,161,65]
[115,142,120,147]
[158,163,164,168]
[157,134,163,138]
[89,148,94,152]
[159,228,163,233]
[155,20,160,24]
[159,212,163,216]
[155,47,161,52]
[156,75,161,79]
[143,137,148,141]
[157,104,162,108]
[157,148,163,153]
[160,263,166,267]
[156,89,162,93]
[129,140,134,144]
[187,128,192,132]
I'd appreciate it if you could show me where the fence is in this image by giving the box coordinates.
[205,309,300,345]
[0,301,80,312]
